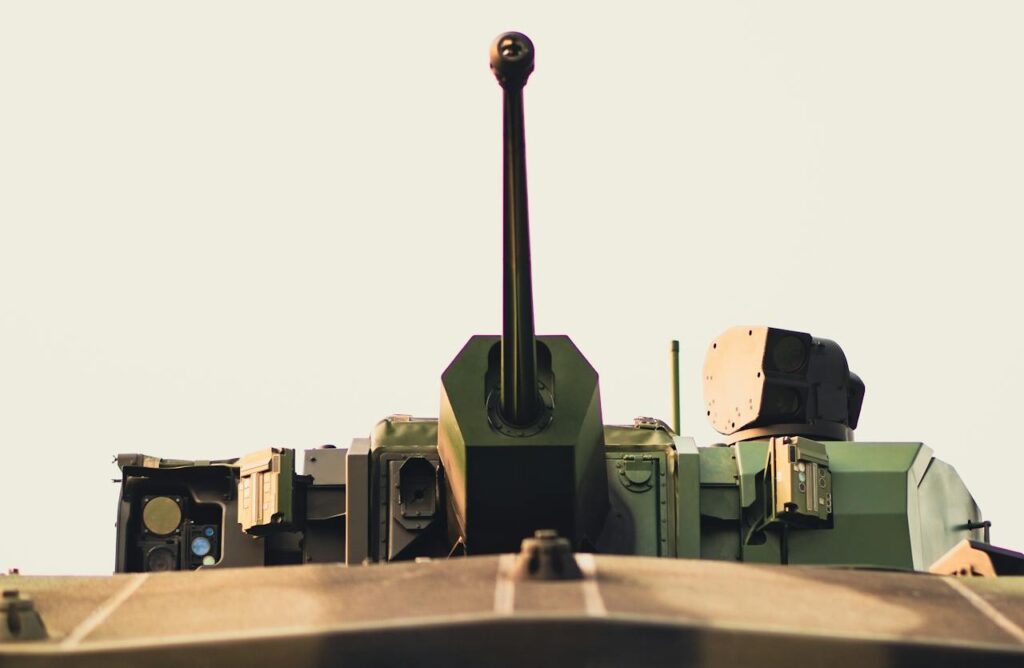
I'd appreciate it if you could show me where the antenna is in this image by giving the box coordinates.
[671,340,681,433]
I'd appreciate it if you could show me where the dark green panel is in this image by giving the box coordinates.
[438,335,607,553]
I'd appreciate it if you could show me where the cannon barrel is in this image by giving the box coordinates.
[435,34,609,552]
[491,32,541,427]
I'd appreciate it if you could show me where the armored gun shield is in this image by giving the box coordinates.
[439,335,607,554]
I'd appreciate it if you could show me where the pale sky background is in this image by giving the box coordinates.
[1,2,1021,574]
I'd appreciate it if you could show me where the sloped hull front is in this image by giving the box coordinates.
[2,556,1022,668]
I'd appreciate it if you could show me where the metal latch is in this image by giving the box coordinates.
[615,455,657,493]
[632,416,670,431]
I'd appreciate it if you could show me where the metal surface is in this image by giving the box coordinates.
[1,557,1022,667]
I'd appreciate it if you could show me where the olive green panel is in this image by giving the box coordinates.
[602,449,671,556]
[439,336,604,451]
[438,335,608,550]
[694,441,982,570]
[741,533,783,564]
[697,442,742,560]
[673,436,701,558]
[700,487,740,521]
[788,511,915,568]
[908,443,935,485]
[371,416,439,449]
[602,424,678,557]
[700,525,741,561]
[786,443,924,569]
[372,449,444,562]
[827,442,923,473]
[778,443,908,568]
[697,446,741,523]
[698,446,736,486]
[733,441,780,564]
[911,456,983,569]
[733,441,768,509]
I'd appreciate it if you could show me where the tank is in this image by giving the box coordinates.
[2,31,1022,668]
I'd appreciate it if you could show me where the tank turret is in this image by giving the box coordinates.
[436,33,609,554]
[101,32,1012,580]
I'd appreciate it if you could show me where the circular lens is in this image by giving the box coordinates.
[769,387,801,417]
[142,497,182,536]
[146,546,177,572]
[190,536,212,557]
[772,336,808,373]
[202,555,216,566]
[203,526,215,538]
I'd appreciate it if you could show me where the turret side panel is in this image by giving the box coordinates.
[912,456,984,569]
[695,441,971,569]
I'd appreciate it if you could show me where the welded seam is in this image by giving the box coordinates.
[944,577,1024,645]
[61,573,150,647]
[493,554,516,614]
[575,553,607,617]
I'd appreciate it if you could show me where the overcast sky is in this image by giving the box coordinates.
[2,2,1022,574]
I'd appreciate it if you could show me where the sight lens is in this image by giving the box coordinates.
[142,497,182,536]
[146,547,177,572]
[190,536,212,557]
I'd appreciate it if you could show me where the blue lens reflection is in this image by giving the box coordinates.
[191,536,212,557]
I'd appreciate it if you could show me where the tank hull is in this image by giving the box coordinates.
[3,556,1022,667]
